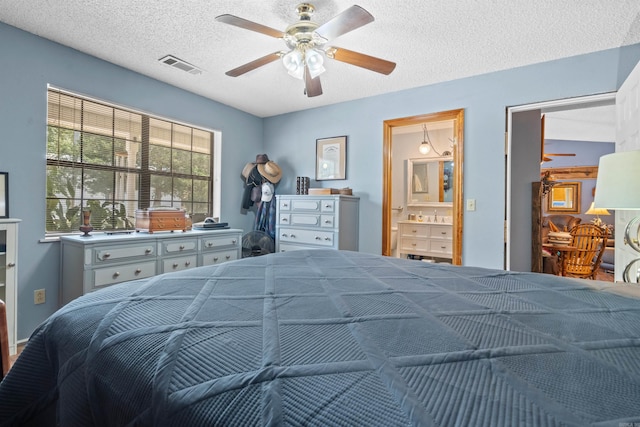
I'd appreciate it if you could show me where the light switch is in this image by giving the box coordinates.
[466,199,476,211]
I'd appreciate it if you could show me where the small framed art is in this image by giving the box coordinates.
[0,172,8,218]
[316,136,347,181]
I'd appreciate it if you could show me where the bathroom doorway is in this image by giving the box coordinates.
[382,109,465,264]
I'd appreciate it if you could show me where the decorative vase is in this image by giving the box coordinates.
[79,210,94,237]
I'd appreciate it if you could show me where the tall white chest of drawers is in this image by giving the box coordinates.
[60,229,242,304]
[276,195,359,252]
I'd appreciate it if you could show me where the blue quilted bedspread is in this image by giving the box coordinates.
[1,250,640,426]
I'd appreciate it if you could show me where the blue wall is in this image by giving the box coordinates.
[0,22,263,340]
[2,18,640,341]
[263,44,640,268]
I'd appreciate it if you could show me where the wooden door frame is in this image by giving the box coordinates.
[382,109,464,264]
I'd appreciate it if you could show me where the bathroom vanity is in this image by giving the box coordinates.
[396,219,453,260]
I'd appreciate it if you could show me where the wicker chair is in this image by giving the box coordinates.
[560,224,608,280]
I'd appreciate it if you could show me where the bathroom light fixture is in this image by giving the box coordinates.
[418,124,439,155]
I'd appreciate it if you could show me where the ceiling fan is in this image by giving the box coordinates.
[215,3,396,97]
[542,153,576,162]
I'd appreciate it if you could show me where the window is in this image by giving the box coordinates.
[46,88,214,234]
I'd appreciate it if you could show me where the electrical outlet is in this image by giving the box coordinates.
[34,289,46,305]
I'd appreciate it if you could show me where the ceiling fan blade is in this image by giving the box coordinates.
[215,14,284,38]
[304,67,323,97]
[327,46,396,75]
[315,5,374,40]
[225,52,281,77]
[545,153,576,156]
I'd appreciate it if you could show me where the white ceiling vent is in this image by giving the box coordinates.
[159,55,203,75]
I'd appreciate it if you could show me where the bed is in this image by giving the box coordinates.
[1,249,640,426]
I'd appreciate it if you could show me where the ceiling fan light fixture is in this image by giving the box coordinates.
[282,50,304,79]
[305,48,325,78]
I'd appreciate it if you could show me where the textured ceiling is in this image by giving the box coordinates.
[1,0,640,118]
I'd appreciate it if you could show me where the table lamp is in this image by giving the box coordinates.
[594,150,640,282]
[585,201,610,228]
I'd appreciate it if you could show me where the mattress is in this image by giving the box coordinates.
[1,249,640,426]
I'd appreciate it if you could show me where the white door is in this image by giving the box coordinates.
[613,60,640,281]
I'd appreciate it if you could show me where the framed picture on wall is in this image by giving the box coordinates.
[0,172,8,218]
[316,136,347,181]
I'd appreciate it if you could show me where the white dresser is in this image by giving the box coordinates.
[60,228,242,304]
[396,220,453,260]
[0,219,19,355]
[276,195,359,252]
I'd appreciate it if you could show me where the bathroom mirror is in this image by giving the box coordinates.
[407,157,454,207]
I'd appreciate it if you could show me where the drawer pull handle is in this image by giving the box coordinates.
[324,237,331,241]
[185,261,191,266]
[324,220,331,224]
[173,263,179,268]
[283,203,289,207]
[441,246,447,249]
[412,230,417,233]
[282,218,288,222]
[208,242,213,247]
[325,204,331,208]
[179,245,185,250]
[145,249,152,254]
[232,239,237,244]
[441,232,447,235]
[7,262,15,268]
[281,233,288,238]
[113,271,120,278]
[213,257,219,261]
[315,236,321,240]
[103,253,111,258]
[135,269,142,274]
[412,243,417,246]
[290,234,296,238]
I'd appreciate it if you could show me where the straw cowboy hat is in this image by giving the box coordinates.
[242,154,270,179]
[258,160,282,184]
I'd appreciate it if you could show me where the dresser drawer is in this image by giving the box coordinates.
[279,228,334,247]
[93,260,156,288]
[291,199,321,212]
[320,199,335,212]
[429,240,453,255]
[290,214,320,226]
[430,225,453,239]
[400,237,428,253]
[162,255,197,273]
[277,243,323,252]
[399,223,429,238]
[162,238,197,255]
[201,234,240,250]
[201,249,238,266]
[279,199,292,211]
[95,243,155,263]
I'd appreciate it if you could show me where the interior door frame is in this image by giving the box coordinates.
[505,92,615,270]
[382,109,464,264]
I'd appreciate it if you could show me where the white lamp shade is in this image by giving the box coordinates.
[594,150,640,209]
